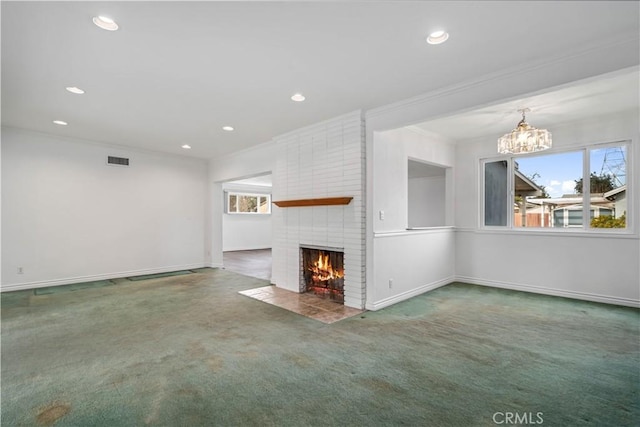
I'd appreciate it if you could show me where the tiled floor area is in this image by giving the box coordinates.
[239,285,364,324]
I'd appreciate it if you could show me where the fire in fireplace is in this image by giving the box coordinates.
[300,247,344,303]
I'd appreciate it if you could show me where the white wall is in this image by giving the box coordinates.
[368,127,455,310]
[408,175,446,228]
[222,183,272,251]
[370,229,455,310]
[1,127,208,290]
[455,109,640,306]
[373,127,455,232]
[222,214,272,251]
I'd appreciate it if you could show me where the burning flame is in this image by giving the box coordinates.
[309,253,344,282]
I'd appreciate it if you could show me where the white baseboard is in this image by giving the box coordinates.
[366,276,454,311]
[1,263,208,292]
[455,276,640,308]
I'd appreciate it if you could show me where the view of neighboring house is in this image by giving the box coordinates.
[604,185,627,219]
[515,165,627,228]
[513,169,545,227]
[526,194,616,228]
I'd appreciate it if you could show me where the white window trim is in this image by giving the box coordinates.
[225,191,272,215]
[480,140,632,235]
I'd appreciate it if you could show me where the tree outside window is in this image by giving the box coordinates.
[226,192,271,214]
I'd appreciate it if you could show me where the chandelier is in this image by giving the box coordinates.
[497,108,552,154]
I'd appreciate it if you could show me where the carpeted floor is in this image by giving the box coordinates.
[1,268,638,426]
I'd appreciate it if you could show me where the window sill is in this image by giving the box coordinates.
[225,212,272,215]
[375,226,455,238]
[466,227,638,239]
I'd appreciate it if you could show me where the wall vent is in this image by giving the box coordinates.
[107,156,130,166]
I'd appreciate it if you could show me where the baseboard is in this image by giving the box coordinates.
[1,263,208,292]
[366,276,453,311]
[455,276,640,308]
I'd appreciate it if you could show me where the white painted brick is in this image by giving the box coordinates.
[342,163,363,173]
[342,162,363,172]
[272,114,364,307]
[341,184,363,193]
[325,176,346,184]
[344,293,365,303]
[344,285,365,295]
[344,245,365,253]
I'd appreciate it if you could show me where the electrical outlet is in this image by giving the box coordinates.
[389,278,393,288]
[17,267,24,274]
[379,210,385,220]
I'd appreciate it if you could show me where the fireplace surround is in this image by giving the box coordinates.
[270,111,365,309]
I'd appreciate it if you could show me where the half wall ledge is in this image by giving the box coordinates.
[273,197,353,208]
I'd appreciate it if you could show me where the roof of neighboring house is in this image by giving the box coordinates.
[514,170,544,197]
[527,195,609,206]
[604,185,627,200]
[550,204,614,211]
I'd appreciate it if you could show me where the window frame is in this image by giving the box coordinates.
[225,191,272,215]
[480,140,632,234]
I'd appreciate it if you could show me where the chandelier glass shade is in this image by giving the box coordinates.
[497,109,552,154]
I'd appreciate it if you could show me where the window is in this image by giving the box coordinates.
[226,192,271,214]
[482,143,628,231]
[513,151,583,229]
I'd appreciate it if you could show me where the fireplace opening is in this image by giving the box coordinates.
[300,247,344,303]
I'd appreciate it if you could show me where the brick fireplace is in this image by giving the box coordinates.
[270,111,365,309]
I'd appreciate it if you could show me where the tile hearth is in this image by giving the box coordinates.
[239,285,364,324]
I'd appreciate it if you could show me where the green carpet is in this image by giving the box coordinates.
[1,269,638,426]
[29,271,194,297]
[34,280,115,295]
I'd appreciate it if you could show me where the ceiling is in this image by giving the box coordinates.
[2,1,639,159]
[408,159,446,179]
[227,174,273,187]
[414,68,640,142]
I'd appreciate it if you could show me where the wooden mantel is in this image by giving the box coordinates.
[273,197,353,208]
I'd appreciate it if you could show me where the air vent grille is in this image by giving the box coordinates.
[107,156,130,166]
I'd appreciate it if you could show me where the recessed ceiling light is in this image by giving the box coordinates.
[66,86,85,94]
[181,144,191,149]
[222,126,234,132]
[53,120,68,126]
[426,30,449,45]
[93,16,119,31]
[291,93,306,102]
